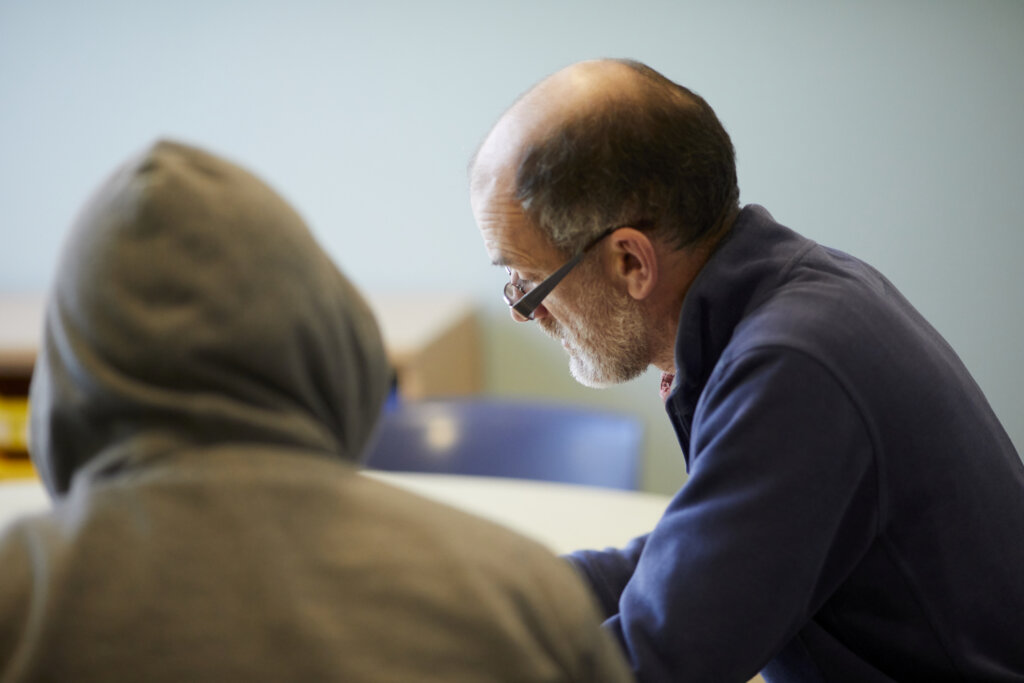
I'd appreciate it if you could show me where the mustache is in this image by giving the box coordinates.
[538,318,565,343]
[537,316,556,335]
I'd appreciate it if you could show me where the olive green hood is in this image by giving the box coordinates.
[29,140,390,496]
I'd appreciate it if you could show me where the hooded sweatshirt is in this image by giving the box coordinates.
[0,140,633,683]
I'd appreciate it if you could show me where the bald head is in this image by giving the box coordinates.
[470,59,738,253]
[473,60,644,179]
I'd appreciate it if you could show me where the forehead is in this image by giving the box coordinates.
[470,171,558,273]
[471,106,569,272]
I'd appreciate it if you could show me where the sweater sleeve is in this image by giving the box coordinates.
[564,534,649,618]
[609,348,878,682]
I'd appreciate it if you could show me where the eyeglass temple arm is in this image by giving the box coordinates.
[511,251,586,319]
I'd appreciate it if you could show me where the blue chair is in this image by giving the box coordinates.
[363,397,644,490]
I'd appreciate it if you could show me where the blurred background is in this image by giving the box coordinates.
[1,0,1022,493]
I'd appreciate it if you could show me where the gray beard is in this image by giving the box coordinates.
[538,285,650,388]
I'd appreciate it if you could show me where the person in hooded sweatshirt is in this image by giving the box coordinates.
[0,140,634,683]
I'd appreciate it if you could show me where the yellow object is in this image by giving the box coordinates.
[0,457,36,480]
[0,396,35,479]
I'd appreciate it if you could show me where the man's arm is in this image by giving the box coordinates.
[602,348,878,681]
[564,533,649,618]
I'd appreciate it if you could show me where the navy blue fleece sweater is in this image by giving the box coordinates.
[568,205,1024,682]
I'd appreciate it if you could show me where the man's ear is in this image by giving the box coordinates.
[606,228,658,301]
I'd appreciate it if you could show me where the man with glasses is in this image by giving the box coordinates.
[469,58,1024,682]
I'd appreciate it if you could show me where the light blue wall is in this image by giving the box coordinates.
[2,1,1022,493]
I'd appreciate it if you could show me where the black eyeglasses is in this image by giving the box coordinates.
[502,226,620,320]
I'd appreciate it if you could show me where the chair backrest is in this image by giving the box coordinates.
[363,398,644,490]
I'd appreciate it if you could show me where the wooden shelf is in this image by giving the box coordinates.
[366,292,482,400]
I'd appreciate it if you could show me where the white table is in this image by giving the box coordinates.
[0,478,48,524]
[0,472,669,554]
[365,471,670,553]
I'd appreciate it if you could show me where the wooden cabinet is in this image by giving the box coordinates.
[367,292,482,400]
